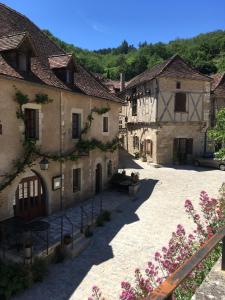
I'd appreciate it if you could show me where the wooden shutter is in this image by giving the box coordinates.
[25,109,38,139]
[175,93,186,112]
[72,113,81,139]
[73,168,81,192]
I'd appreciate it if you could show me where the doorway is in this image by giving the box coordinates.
[95,163,102,194]
[14,173,46,221]
[173,138,193,164]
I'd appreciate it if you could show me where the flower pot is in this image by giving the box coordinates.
[129,183,140,196]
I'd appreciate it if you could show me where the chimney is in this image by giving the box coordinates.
[120,73,125,92]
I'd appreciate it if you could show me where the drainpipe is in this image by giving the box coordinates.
[60,91,63,211]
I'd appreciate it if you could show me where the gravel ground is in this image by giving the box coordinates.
[14,152,225,300]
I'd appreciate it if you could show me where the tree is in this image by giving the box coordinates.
[208,108,225,159]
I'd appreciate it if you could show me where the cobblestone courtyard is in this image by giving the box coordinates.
[14,152,225,300]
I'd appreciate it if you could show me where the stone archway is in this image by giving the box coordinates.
[14,170,47,221]
[95,163,102,194]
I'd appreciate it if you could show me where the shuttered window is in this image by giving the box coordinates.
[25,109,39,139]
[73,168,81,192]
[103,117,109,132]
[72,113,81,139]
[175,93,186,112]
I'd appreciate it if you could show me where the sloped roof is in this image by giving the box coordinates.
[0,32,27,51]
[48,54,73,69]
[0,3,121,103]
[126,54,211,89]
[211,73,225,97]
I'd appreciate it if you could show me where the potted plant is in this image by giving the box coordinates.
[134,152,140,159]
[141,155,147,162]
[129,172,140,196]
[121,170,126,176]
[63,234,72,245]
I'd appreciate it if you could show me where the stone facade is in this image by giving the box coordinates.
[0,76,120,221]
[119,55,211,165]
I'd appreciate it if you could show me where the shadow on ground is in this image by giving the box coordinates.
[14,179,158,300]
[119,149,143,170]
[162,164,217,172]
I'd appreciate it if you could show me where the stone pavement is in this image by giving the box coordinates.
[14,153,225,300]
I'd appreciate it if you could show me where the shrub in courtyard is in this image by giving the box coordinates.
[89,186,225,300]
[31,257,48,282]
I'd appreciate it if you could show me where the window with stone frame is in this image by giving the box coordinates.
[24,108,39,140]
[103,116,109,133]
[72,113,81,139]
[175,92,187,112]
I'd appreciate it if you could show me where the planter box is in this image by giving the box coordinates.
[129,183,140,196]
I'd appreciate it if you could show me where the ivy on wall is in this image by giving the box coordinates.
[0,90,118,192]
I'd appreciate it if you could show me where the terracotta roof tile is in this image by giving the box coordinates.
[0,3,121,103]
[211,73,225,97]
[48,54,73,69]
[126,54,211,89]
[0,32,27,51]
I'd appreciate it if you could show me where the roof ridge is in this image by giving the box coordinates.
[0,2,65,55]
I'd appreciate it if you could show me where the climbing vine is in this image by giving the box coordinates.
[0,90,118,192]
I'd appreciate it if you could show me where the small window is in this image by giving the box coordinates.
[18,52,28,72]
[72,113,81,139]
[25,108,39,139]
[176,81,181,89]
[66,69,73,84]
[175,93,186,112]
[103,117,109,132]
[73,168,81,192]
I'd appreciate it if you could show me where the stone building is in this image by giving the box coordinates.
[0,4,121,222]
[119,55,211,165]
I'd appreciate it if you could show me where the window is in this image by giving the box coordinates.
[66,69,73,84]
[176,81,181,89]
[103,116,109,132]
[72,113,81,139]
[25,108,39,139]
[133,136,139,150]
[175,93,186,112]
[119,120,122,129]
[132,98,137,116]
[73,168,81,192]
[145,139,153,157]
[18,52,28,72]
[107,160,113,178]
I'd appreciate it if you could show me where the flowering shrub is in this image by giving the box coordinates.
[89,186,225,300]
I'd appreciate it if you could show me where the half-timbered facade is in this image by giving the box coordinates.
[120,55,211,165]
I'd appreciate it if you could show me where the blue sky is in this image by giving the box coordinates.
[2,0,225,50]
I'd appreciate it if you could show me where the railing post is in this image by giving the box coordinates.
[91,199,94,226]
[80,206,84,233]
[60,216,63,247]
[222,236,225,271]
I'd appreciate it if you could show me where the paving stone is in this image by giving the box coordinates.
[13,158,225,300]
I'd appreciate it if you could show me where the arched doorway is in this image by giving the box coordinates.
[95,163,102,194]
[14,171,47,221]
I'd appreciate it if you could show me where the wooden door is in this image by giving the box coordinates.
[173,138,193,164]
[15,176,46,221]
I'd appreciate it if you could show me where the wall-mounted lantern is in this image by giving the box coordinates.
[39,157,49,171]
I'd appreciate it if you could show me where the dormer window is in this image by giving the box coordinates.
[0,32,36,74]
[48,54,75,86]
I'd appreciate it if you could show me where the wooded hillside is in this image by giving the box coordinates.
[44,30,225,81]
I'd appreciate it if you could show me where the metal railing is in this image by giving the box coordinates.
[80,197,103,233]
[149,225,225,300]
